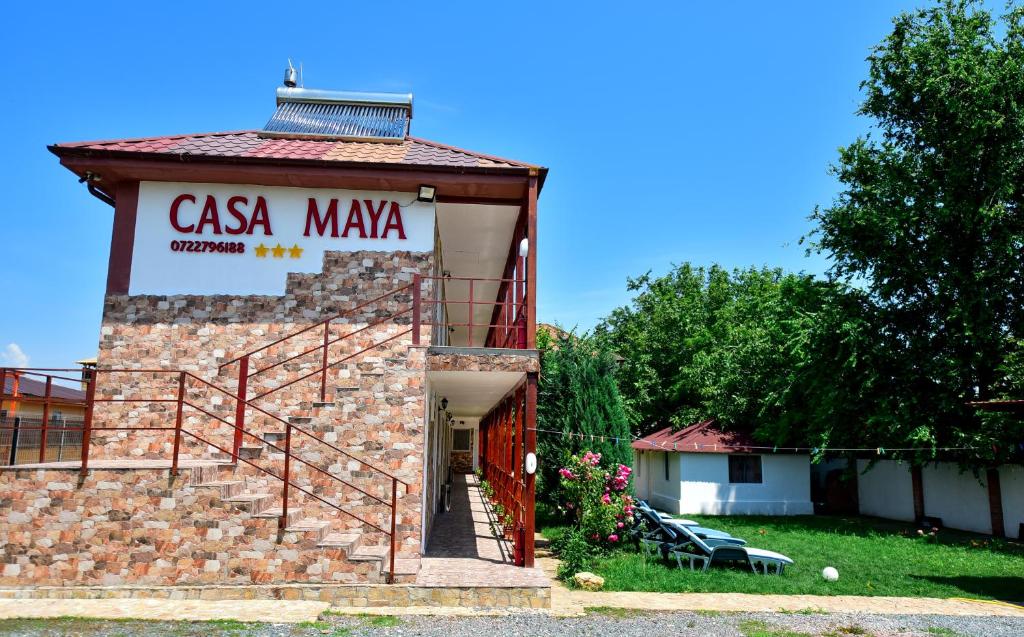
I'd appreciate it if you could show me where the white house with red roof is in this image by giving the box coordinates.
[631,420,813,516]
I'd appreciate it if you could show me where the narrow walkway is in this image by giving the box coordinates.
[417,473,549,587]
[0,599,329,622]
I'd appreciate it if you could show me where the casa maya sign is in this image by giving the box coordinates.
[130,181,434,296]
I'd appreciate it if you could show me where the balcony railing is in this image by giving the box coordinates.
[412,274,529,349]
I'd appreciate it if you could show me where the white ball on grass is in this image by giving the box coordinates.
[822,566,839,582]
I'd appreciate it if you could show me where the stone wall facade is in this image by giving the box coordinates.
[425,347,539,373]
[85,250,434,557]
[0,250,437,586]
[0,463,393,586]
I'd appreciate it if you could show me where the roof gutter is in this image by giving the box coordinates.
[79,172,115,207]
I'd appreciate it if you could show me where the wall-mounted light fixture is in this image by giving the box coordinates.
[417,185,437,203]
[440,397,448,410]
[519,237,529,258]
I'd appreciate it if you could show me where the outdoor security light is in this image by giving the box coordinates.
[519,237,529,258]
[440,397,448,410]
[417,185,437,202]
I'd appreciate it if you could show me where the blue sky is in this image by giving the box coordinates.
[1,1,952,369]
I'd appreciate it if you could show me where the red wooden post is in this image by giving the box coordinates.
[526,174,538,349]
[171,371,185,476]
[389,477,398,583]
[280,424,292,530]
[320,321,330,403]
[80,374,97,475]
[0,369,6,440]
[39,376,52,463]
[8,373,19,424]
[468,279,474,347]
[233,355,249,463]
[412,274,421,346]
[523,372,538,567]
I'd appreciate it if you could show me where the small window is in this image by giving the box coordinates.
[729,455,763,484]
[452,429,472,452]
[664,452,670,481]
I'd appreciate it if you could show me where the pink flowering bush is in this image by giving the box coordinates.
[557,450,634,548]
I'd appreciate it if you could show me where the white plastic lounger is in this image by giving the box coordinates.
[668,524,793,575]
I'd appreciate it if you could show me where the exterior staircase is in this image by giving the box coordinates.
[186,460,419,583]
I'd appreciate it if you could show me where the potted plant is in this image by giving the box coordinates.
[502,512,515,540]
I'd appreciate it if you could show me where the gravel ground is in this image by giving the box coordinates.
[2,609,1023,637]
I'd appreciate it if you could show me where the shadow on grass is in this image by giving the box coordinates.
[908,575,1024,603]
[710,515,1024,558]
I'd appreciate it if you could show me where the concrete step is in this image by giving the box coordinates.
[195,480,245,499]
[255,506,302,527]
[319,531,361,552]
[224,493,275,515]
[284,518,331,542]
[262,431,286,444]
[349,544,389,563]
[393,558,421,577]
[237,446,264,460]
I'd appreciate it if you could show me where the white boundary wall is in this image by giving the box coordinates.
[857,459,1024,538]
[921,463,991,534]
[1000,464,1024,539]
[856,459,916,521]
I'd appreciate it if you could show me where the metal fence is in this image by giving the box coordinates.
[0,416,84,465]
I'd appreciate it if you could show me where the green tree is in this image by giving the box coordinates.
[536,328,632,504]
[808,0,1024,462]
[596,264,870,451]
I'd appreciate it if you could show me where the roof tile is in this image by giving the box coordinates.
[53,131,538,171]
[631,420,762,454]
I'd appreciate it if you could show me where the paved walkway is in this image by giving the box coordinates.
[0,598,329,622]
[417,473,548,587]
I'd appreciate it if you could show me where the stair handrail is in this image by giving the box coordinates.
[217,283,414,371]
[185,371,409,485]
[1,366,403,584]
[249,328,412,402]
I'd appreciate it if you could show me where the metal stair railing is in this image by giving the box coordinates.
[0,366,408,583]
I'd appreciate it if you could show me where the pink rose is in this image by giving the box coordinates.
[608,534,619,542]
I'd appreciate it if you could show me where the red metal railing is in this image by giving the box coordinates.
[0,274,533,579]
[0,368,87,464]
[411,274,528,349]
[0,366,407,583]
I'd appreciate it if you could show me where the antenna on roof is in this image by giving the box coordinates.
[283,59,298,88]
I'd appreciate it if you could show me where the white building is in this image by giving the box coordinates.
[632,420,813,516]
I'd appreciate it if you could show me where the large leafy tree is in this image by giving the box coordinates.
[536,329,633,504]
[808,0,1024,461]
[595,264,871,448]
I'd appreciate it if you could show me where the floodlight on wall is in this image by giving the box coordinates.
[519,237,529,258]
[440,397,448,410]
[417,185,437,203]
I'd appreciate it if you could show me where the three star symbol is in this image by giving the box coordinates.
[254,243,303,259]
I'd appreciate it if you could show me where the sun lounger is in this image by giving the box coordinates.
[667,524,793,575]
[635,500,745,545]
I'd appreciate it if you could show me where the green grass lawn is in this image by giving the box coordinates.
[541,514,1024,600]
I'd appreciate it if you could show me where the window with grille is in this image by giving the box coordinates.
[728,455,763,483]
[452,429,473,452]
